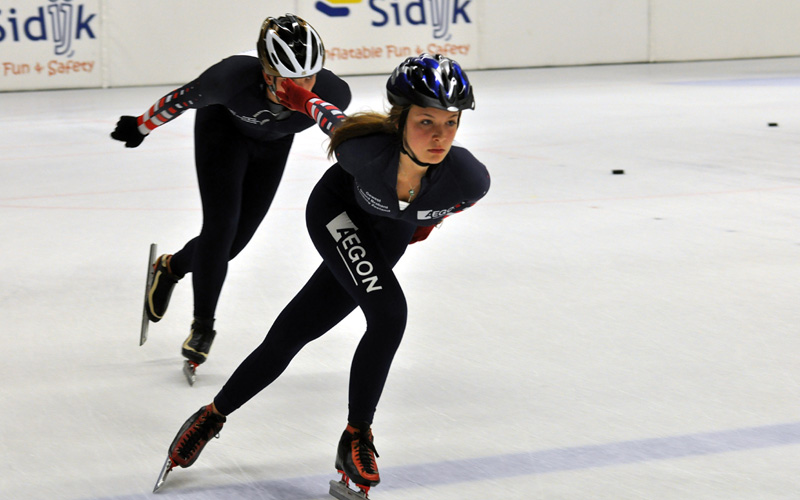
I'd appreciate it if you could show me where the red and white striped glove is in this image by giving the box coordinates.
[276,79,317,115]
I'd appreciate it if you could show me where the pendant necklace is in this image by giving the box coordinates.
[408,185,416,202]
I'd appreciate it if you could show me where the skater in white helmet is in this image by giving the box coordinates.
[111,14,351,381]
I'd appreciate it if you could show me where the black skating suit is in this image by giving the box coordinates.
[134,51,351,319]
[213,125,491,424]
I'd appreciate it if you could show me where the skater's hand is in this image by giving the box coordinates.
[276,79,317,114]
[409,225,435,244]
[111,115,146,148]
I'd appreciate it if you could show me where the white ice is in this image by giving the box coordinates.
[1,57,799,500]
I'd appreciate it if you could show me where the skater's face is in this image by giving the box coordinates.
[264,74,317,104]
[402,105,460,164]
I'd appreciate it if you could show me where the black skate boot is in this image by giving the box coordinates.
[146,254,181,322]
[182,317,216,365]
[181,318,216,385]
[331,423,380,498]
[153,404,226,492]
[168,404,226,468]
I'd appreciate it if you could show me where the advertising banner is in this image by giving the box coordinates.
[0,0,102,91]
[300,0,479,76]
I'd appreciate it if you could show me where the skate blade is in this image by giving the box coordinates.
[153,456,174,493]
[329,479,370,499]
[140,243,157,346]
[183,360,197,386]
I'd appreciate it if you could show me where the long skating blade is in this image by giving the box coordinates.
[153,456,174,493]
[329,479,369,499]
[183,360,197,386]
[140,243,157,346]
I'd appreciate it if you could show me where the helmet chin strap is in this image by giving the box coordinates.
[262,76,292,120]
[399,111,440,167]
[400,142,436,168]
[267,81,278,99]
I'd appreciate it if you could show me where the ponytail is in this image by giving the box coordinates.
[327,106,408,159]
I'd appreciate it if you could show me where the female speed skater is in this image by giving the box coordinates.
[110,14,351,380]
[153,54,490,498]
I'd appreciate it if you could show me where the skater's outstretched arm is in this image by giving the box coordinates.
[110,54,247,148]
[276,79,346,137]
[110,80,205,148]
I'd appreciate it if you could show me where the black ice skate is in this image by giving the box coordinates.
[329,423,380,499]
[140,243,158,345]
[153,404,226,492]
[145,253,181,323]
[181,318,216,385]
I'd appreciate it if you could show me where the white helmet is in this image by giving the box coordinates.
[257,14,325,78]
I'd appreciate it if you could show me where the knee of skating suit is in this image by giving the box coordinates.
[336,422,380,488]
[182,317,216,365]
[147,254,182,322]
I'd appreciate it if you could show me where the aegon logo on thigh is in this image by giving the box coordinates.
[325,212,383,293]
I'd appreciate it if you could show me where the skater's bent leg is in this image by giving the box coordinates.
[170,136,293,278]
[347,277,408,424]
[304,192,415,424]
[168,238,196,278]
[213,264,356,415]
[226,135,293,260]
[189,108,249,319]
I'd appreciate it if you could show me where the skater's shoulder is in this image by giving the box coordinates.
[335,133,397,167]
[222,50,261,68]
[313,69,352,109]
[199,53,261,84]
[445,142,489,183]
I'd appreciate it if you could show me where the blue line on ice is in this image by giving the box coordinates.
[92,421,800,499]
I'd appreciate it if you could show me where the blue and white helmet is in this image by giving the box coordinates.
[386,53,475,112]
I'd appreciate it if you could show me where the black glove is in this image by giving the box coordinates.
[111,115,146,148]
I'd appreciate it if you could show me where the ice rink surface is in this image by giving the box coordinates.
[1,57,799,500]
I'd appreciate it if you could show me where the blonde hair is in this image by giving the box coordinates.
[326,106,407,158]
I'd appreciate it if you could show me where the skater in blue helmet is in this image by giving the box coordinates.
[111,14,351,380]
[155,54,490,497]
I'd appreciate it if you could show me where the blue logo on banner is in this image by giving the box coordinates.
[315,0,472,41]
[0,1,97,58]
[315,1,357,17]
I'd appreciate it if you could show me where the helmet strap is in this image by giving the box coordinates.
[263,72,283,103]
[261,75,293,120]
[400,141,436,168]
[264,74,279,102]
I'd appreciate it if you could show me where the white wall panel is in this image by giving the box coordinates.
[649,0,800,61]
[478,0,649,68]
[103,0,295,87]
